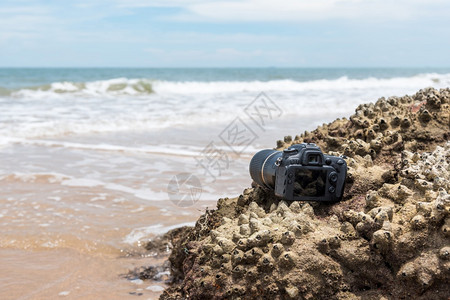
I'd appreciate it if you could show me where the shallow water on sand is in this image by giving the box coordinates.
[1,68,449,299]
[0,248,164,300]
[0,130,233,299]
[0,126,282,299]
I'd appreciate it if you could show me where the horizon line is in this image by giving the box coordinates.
[1,66,450,69]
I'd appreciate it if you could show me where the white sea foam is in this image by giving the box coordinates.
[130,279,144,285]
[3,138,204,156]
[58,291,70,296]
[0,170,169,201]
[61,178,104,187]
[0,172,70,183]
[0,137,258,157]
[152,73,450,94]
[60,177,168,201]
[146,285,165,292]
[7,73,450,97]
[0,73,448,141]
[123,222,196,245]
[12,77,154,99]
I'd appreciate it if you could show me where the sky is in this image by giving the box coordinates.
[0,0,449,67]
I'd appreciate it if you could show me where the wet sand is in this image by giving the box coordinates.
[0,124,262,299]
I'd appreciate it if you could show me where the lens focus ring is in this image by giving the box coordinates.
[249,149,280,189]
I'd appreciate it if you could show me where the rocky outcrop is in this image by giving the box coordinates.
[158,88,450,299]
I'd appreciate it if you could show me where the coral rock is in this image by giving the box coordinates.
[159,88,450,300]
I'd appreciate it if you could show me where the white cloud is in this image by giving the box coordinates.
[1,0,448,66]
[114,0,207,8]
[0,4,57,43]
[113,0,450,22]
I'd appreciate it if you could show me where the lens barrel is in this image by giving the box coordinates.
[249,149,282,189]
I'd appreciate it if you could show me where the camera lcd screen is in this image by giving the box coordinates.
[293,168,327,197]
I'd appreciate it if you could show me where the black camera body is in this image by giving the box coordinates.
[249,143,347,202]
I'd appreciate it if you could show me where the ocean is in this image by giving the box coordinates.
[1,68,449,299]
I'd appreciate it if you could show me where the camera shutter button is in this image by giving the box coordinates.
[337,159,344,165]
[329,172,338,184]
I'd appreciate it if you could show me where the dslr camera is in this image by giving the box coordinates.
[249,143,347,202]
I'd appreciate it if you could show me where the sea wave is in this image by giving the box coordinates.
[152,73,450,94]
[2,72,449,99]
[0,73,449,139]
[0,171,167,201]
[1,137,256,156]
[9,77,154,99]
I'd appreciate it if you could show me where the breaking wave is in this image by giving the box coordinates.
[1,72,449,99]
[0,72,449,139]
[9,78,154,99]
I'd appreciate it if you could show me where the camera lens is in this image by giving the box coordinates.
[249,149,282,189]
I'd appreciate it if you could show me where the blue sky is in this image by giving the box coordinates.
[1,0,449,67]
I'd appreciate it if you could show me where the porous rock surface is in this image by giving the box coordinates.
[159,88,450,300]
